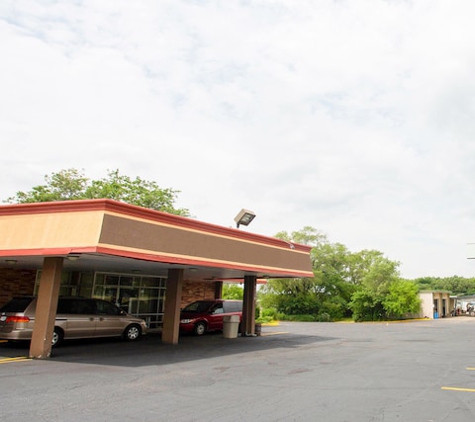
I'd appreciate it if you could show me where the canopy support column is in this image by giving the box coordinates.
[214,281,223,299]
[29,257,63,359]
[242,275,257,336]
[162,268,184,344]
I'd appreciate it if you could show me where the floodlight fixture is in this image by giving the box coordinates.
[234,208,256,229]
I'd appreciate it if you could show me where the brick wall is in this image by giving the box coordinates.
[0,268,37,307]
[180,280,218,308]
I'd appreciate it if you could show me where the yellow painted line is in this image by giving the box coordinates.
[260,331,289,337]
[441,387,475,393]
[0,357,30,364]
[0,340,7,343]
[467,367,475,371]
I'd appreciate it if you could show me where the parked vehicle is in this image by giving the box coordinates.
[0,296,148,346]
[180,299,242,336]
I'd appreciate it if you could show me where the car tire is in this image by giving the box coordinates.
[123,324,141,341]
[193,321,206,336]
[52,327,63,347]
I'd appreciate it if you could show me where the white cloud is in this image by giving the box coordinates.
[1,0,475,278]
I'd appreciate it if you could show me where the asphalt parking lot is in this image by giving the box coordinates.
[2,318,475,422]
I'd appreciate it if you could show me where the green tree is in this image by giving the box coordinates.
[383,279,421,318]
[5,168,190,216]
[348,289,384,321]
[7,168,88,203]
[275,226,327,247]
[413,276,475,295]
[261,228,357,321]
[253,226,420,322]
[311,242,358,319]
[348,253,421,321]
[430,276,475,295]
[222,284,244,300]
[260,276,322,316]
[413,277,434,290]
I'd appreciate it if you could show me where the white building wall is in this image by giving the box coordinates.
[419,292,435,319]
[418,291,454,319]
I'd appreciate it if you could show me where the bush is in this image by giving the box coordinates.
[261,308,278,319]
[316,312,332,322]
[279,314,318,322]
[254,307,280,323]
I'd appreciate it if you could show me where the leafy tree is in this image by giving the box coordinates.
[5,168,190,216]
[348,289,384,321]
[311,242,358,318]
[260,277,322,315]
[274,226,327,247]
[383,279,421,318]
[357,251,400,294]
[349,253,421,321]
[6,168,88,203]
[261,228,357,321]
[413,276,475,295]
[413,277,434,290]
[260,227,414,322]
[222,284,244,300]
[262,227,326,317]
[348,252,400,321]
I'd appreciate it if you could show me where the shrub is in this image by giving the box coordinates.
[279,314,317,322]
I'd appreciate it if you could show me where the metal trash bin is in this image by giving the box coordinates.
[223,315,240,338]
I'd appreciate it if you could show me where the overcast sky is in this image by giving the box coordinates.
[1,1,475,279]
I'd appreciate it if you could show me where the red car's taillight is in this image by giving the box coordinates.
[5,316,30,323]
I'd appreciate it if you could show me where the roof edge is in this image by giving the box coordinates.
[0,200,312,252]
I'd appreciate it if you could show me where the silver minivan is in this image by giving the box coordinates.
[0,296,148,346]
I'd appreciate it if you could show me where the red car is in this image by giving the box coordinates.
[180,300,242,336]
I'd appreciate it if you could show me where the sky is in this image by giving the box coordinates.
[1,0,475,279]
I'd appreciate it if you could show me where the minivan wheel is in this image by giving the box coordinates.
[52,327,63,347]
[123,324,141,341]
[193,322,206,336]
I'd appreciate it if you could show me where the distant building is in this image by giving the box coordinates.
[418,291,455,319]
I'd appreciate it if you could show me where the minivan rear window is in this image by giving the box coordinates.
[223,301,242,313]
[182,301,215,313]
[0,297,34,313]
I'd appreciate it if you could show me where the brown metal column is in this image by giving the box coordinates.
[29,257,63,359]
[214,281,223,299]
[162,268,184,345]
[242,275,257,335]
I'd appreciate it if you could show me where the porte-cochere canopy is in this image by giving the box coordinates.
[0,199,313,279]
[0,199,313,358]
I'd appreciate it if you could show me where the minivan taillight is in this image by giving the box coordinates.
[5,316,30,323]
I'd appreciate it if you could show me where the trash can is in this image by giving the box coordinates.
[223,315,240,338]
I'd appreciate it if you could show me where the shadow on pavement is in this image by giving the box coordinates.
[0,330,338,367]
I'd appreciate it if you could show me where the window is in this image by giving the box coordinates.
[57,299,95,315]
[96,300,121,316]
[0,297,34,313]
[93,272,166,328]
[211,303,224,314]
[224,301,242,313]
